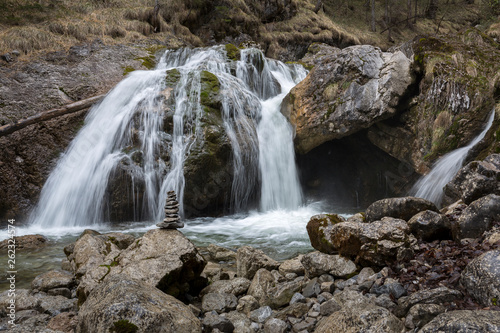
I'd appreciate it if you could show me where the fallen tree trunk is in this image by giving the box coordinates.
[0,94,105,137]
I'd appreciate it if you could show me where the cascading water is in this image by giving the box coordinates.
[29,46,307,228]
[410,109,496,205]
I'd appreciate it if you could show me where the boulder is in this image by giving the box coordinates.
[281,45,413,154]
[453,194,500,240]
[263,318,287,333]
[315,303,404,333]
[201,293,238,314]
[200,277,251,296]
[365,197,438,222]
[279,255,305,276]
[236,246,280,279]
[225,311,252,333]
[38,294,77,316]
[461,250,500,306]
[313,217,416,266]
[404,304,445,330]
[247,268,303,309]
[306,214,346,254]
[202,312,234,333]
[444,154,500,205]
[236,295,259,314]
[207,244,237,262]
[397,287,462,316]
[419,310,500,332]
[76,275,201,333]
[0,234,47,250]
[31,270,75,292]
[300,252,357,278]
[407,210,452,241]
[47,311,78,333]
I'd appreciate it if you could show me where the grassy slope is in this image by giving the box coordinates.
[1,0,499,60]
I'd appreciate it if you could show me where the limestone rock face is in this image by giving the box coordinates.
[444,154,500,205]
[281,44,413,154]
[461,250,500,307]
[453,194,500,240]
[76,275,202,333]
[365,197,438,222]
[307,217,416,266]
[419,310,500,333]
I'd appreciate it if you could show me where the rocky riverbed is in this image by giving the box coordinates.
[1,153,500,332]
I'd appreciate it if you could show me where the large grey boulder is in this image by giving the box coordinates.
[76,275,201,333]
[247,268,303,309]
[281,45,413,154]
[300,251,356,278]
[306,214,346,254]
[236,246,280,279]
[461,250,500,307]
[407,210,452,241]
[419,310,500,332]
[200,277,251,296]
[444,154,500,205]
[365,197,438,222]
[453,194,500,240]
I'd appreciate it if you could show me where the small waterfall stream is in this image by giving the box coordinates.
[29,46,306,228]
[410,109,496,205]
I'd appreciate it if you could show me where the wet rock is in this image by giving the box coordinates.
[301,251,356,279]
[77,275,201,333]
[249,306,273,323]
[315,303,404,333]
[31,270,75,292]
[279,255,305,276]
[46,311,78,332]
[201,293,238,313]
[419,310,500,332]
[461,250,500,306]
[365,197,438,222]
[306,214,346,254]
[281,45,413,154]
[200,277,251,296]
[444,154,500,205]
[247,268,302,308]
[236,246,280,279]
[408,210,452,241]
[404,304,445,330]
[453,194,500,240]
[0,234,48,250]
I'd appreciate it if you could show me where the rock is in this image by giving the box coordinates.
[370,278,407,299]
[249,306,273,323]
[0,234,48,250]
[31,270,75,292]
[375,294,397,312]
[306,214,346,254]
[408,210,452,241]
[365,197,438,222]
[292,317,316,332]
[236,295,259,314]
[225,311,252,333]
[356,267,376,285]
[279,255,305,276]
[319,298,342,316]
[207,244,237,262]
[47,311,78,332]
[77,275,201,333]
[444,154,500,205]
[101,232,135,250]
[347,213,366,223]
[419,310,500,332]
[281,45,413,154]
[315,303,404,333]
[47,288,72,299]
[3,313,51,333]
[247,268,302,308]
[453,194,500,240]
[404,304,445,330]
[236,246,280,279]
[158,190,184,229]
[461,250,500,306]
[397,287,462,316]
[274,303,309,321]
[263,318,287,333]
[202,311,234,333]
[201,293,238,313]
[290,292,307,305]
[300,252,357,278]
[200,277,251,296]
[302,278,321,298]
[38,294,77,316]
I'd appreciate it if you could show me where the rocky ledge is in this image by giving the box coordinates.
[1,154,500,333]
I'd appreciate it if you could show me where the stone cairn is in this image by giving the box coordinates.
[156,191,184,229]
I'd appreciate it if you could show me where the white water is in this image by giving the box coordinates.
[411,109,496,205]
[28,46,307,230]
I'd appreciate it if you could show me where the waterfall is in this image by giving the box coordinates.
[29,46,306,228]
[410,109,496,205]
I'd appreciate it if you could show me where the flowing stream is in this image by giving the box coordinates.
[410,109,496,205]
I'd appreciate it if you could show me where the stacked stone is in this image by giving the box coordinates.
[157,191,184,229]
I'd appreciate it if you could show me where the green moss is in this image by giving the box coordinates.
[110,319,139,333]
[165,68,181,87]
[135,56,156,70]
[325,214,345,224]
[200,70,221,110]
[492,297,498,306]
[225,43,241,61]
[122,66,135,76]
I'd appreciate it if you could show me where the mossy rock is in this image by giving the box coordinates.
[200,70,221,110]
[110,319,139,333]
[165,68,181,87]
[135,56,156,70]
[306,213,346,254]
[225,43,241,61]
